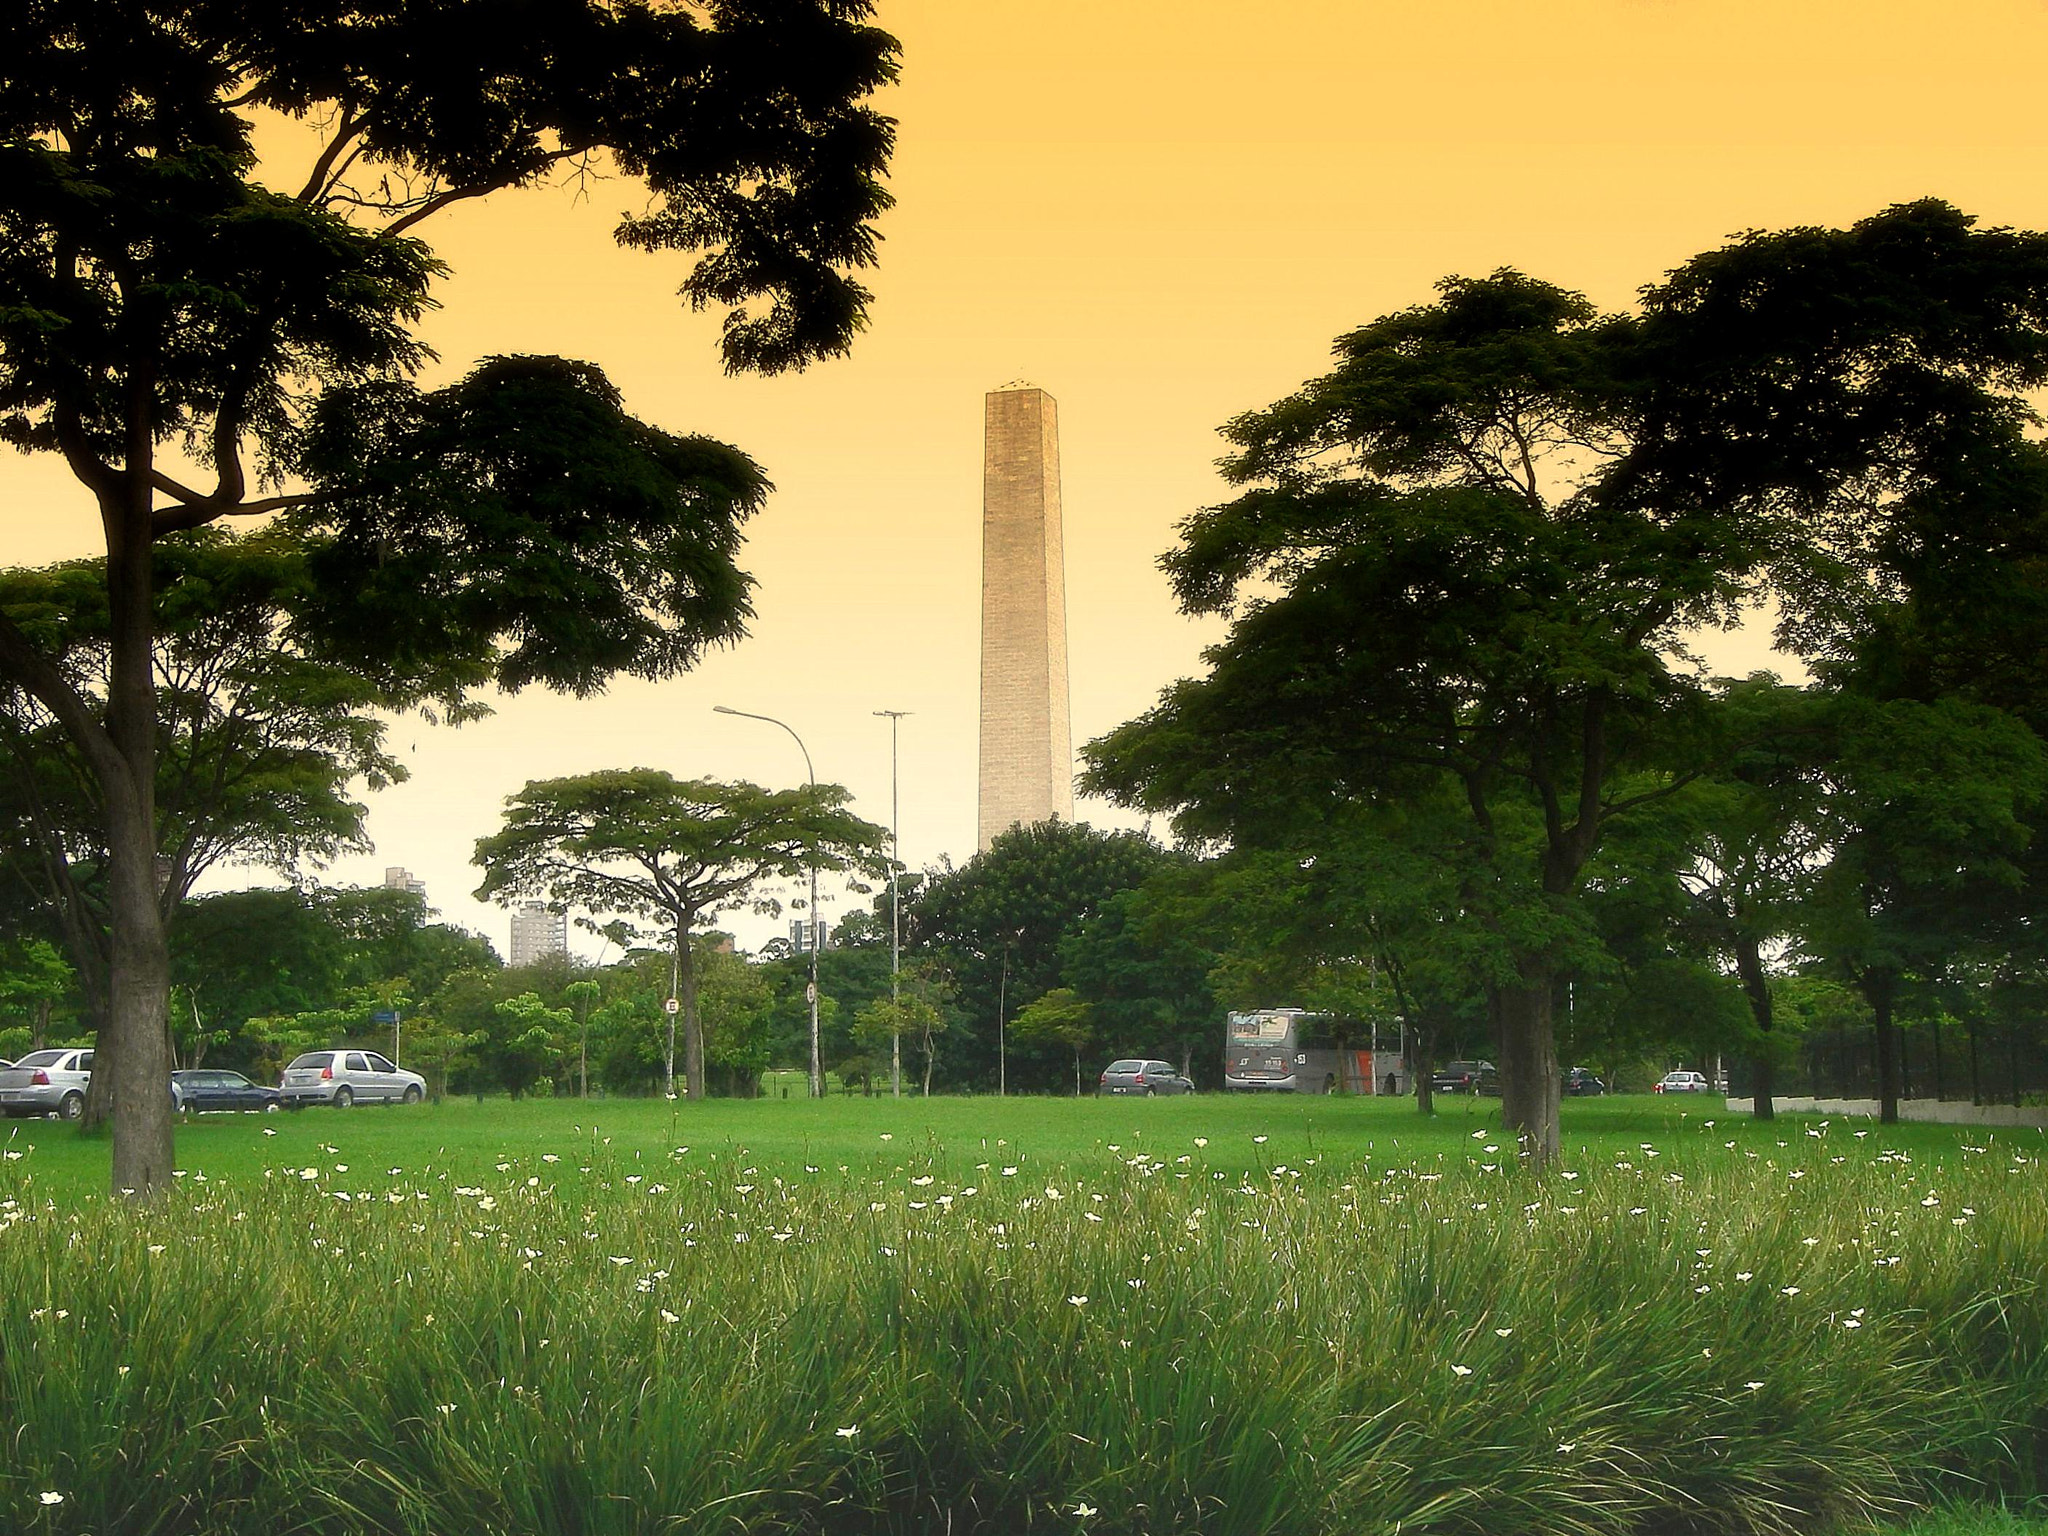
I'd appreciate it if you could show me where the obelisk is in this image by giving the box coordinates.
[977,384,1074,852]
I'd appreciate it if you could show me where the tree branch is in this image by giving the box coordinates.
[153,493,313,535]
[297,100,364,203]
[0,610,127,792]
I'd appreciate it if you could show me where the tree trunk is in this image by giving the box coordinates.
[1866,970,1900,1125]
[1410,1022,1435,1116]
[664,926,680,1099]
[96,448,176,1196]
[680,928,705,1102]
[1733,931,1776,1122]
[1495,971,1561,1167]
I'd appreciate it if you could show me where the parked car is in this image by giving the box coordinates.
[1097,1059,1194,1096]
[1563,1067,1608,1096]
[1654,1069,1714,1094]
[1430,1060,1499,1095]
[279,1049,425,1108]
[171,1069,282,1114]
[0,1047,94,1120]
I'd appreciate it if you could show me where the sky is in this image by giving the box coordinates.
[9,0,2048,957]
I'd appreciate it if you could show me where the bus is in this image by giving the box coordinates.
[1223,1009,1409,1095]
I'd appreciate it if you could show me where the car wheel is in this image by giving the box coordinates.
[402,1084,422,1105]
[334,1086,354,1108]
[59,1091,85,1122]
[263,1100,280,1113]
[1143,1086,1156,1097]
[1324,1074,1338,1094]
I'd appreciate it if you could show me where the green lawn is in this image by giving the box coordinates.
[10,1090,2035,1200]
[5,1093,2042,1534]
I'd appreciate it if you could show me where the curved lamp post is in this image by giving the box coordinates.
[713,704,823,1099]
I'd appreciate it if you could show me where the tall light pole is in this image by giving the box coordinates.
[713,704,824,1099]
[874,709,910,1097]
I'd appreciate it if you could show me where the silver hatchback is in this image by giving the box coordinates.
[0,1047,95,1120]
[279,1049,425,1108]
[1097,1059,1195,1096]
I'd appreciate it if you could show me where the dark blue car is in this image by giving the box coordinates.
[171,1069,282,1114]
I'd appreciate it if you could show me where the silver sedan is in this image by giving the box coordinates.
[0,1047,95,1120]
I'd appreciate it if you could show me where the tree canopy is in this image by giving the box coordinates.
[0,0,899,1193]
[1088,205,2048,1152]
[473,770,887,1101]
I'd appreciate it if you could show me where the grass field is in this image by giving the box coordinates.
[3,1094,2044,1535]
[10,1089,2041,1198]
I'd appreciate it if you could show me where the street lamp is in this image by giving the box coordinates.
[713,704,823,1099]
[874,709,910,1097]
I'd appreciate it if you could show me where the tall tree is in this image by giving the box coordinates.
[472,771,886,1101]
[0,1,897,1195]
[1626,204,2048,1120]
[1086,272,1744,1163]
[1,530,411,1100]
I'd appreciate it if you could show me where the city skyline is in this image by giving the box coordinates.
[8,0,2048,954]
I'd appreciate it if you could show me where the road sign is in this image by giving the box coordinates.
[371,1010,398,1025]
[805,982,817,1005]
[664,997,680,1015]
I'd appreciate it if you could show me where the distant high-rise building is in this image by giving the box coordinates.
[383,866,426,901]
[788,917,832,954]
[510,901,567,968]
[977,384,1074,852]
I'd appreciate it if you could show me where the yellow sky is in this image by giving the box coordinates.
[9,0,2048,953]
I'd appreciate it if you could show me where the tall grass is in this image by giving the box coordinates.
[1,1125,2042,1534]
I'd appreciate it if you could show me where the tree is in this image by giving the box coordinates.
[169,889,338,1070]
[908,821,1176,1092]
[1010,987,1096,1097]
[1086,272,1745,1164]
[1168,800,1500,1111]
[0,531,412,1103]
[488,992,571,1099]
[472,771,886,1101]
[761,943,890,1092]
[0,1,898,1195]
[1058,882,1219,1083]
[1620,203,2048,1119]
[0,935,76,1060]
[853,961,953,1096]
[563,979,601,1099]
[1801,697,2045,1122]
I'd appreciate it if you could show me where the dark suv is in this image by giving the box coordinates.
[1430,1060,1499,1095]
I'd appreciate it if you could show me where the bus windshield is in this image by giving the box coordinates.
[1227,1011,1296,1044]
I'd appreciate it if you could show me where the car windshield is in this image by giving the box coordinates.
[1106,1060,1143,1073]
[286,1053,331,1071]
[13,1050,63,1069]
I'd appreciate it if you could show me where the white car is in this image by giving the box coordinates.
[1654,1069,1714,1094]
[0,1047,95,1120]
[279,1049,425,1108]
